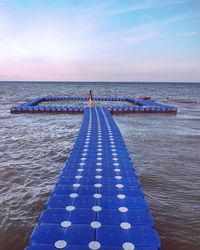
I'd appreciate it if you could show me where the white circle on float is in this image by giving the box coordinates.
[97,153,102,156]
[96,162,102,166]
[82,153,87,156]
[77,169,84,172]
[93,193,102,198]
[116,184,124,188]
[111,145,115,148]
[114,169,121,172]
[96,168,102,172]
[73,183,80,188]
[94,183,102,188]
[113,158,118,161]
[118,207,128,213]
[70,193,78,198]
[97,158,102,161]
[122,242,135,250]
[114,163,119,166]
[88,241,101,250]
[55,240,67,249]
[75,175,82,179]
[79,163,85,166]
[66,206,75,211]
[61,221,72,228]
[90,221,101,229]
[83,149,88,152]
[97,148,102,152]
[117,194,126,199]
[95,175,102,179]
[112,149,116,152]
[81,157,87,161]
[120,222,131,230]
[115,176,122,180]
[92,206,102,212]
[112,153,117,156]
[110,142,115,144]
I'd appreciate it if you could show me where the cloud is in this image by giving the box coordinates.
[180,31,198,37]
[0,0,199,81]
[89,15,185,50]
[1,56,199,82]
[122,31,158,45]
[105,0,190,15]
[0,2,104,62]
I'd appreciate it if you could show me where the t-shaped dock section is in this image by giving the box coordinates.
[25,107,160,250]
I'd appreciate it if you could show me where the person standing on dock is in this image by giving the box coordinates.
[88,89,93,108]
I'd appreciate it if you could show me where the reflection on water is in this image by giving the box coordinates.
[0,82,200,250]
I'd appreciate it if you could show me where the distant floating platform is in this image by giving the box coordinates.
[10,96,177,114]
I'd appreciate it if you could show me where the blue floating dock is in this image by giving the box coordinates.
[25,107,160,250]
[10,96,177,114]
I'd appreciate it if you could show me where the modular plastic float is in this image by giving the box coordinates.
[10,97,176,249]
[10,96,177,114]
[23,107,160,250]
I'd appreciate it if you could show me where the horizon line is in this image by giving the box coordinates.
[0,80,200,84]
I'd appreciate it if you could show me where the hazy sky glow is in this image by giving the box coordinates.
[0,0,200,81]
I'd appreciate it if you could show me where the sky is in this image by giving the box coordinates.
[0,0,200,82]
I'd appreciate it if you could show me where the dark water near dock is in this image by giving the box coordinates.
[0,82,200,250]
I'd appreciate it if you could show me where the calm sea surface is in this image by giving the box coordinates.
[0,82,200,250]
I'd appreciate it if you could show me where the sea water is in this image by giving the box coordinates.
[0,82,200,250]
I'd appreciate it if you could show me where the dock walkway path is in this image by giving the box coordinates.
[26,107,160,250]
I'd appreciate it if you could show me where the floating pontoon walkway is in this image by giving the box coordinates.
[10,96,177,114]
[25,107,160,250]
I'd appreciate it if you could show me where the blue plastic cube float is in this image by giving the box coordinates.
[25,107,160,250]
[10,96,177,114]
